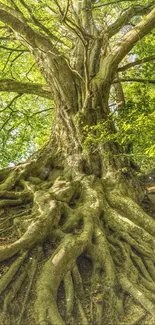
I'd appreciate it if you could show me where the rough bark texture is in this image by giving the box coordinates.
[0,1,155,325]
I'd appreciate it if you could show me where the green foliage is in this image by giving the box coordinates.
[0,2,54,168]
[0,93,53,168]
[83,107,155,168]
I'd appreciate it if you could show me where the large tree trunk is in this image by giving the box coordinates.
[0,2,155,325]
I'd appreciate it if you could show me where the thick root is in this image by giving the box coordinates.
[1,171,155,325]
[0,252,27,294]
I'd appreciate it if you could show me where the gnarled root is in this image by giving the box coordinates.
[1,172,155,325]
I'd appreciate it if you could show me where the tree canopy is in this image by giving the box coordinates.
[0,0,154,169]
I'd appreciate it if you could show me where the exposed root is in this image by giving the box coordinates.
[3,270,27,314]
[0,170,20,191]
[139,275,155,292]
[89,226,118,325]
[130,250,152,282]
[106,189,155,236]
[1,170,155,325]
[35,215,93,324]
[64,271,74,323]
[0,251,27,294]
[143,257,155,281]
[77,298,89,325]
[120,276,155,318]
[0,190,62,260]
[72,264,85,301]
[104,205,155,260]
[17,252,38,325]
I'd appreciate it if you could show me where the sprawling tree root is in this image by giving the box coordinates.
[0,163,155,325]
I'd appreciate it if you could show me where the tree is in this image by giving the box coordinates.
[0,1,155,324]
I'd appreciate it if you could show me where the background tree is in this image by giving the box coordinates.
[0,1,155,325]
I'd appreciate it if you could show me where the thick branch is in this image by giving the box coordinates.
[0,3,68,56]
[18,0,61,43]
[93,0,137,9]
[114,78,155,84]
[0,1,27,23]
[108,2,155,38]
[118,55,155,71]
[79,0,96,34]
[0,79,52,98]
[97,7,155,83]
[112,7,155,66]
[0,4,77,110]
[0,5,53,50]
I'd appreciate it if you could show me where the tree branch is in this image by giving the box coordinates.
[51,1,93,43]
[96,6,155,92]
[0,2,78,110]
[108,2,155,38]
[0,2,64,53]
[113,78,155,84]
[18,0,62,43]
[0,79,52,98]
[0,94,21,113]
[0,1,27,23]
[0,5,50,50]
[93,0,137,9]
[111,7,155,69]
[0,45,28,52]
[118,55,155,71]
[62,0,70,22]
[79,0,92,31]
